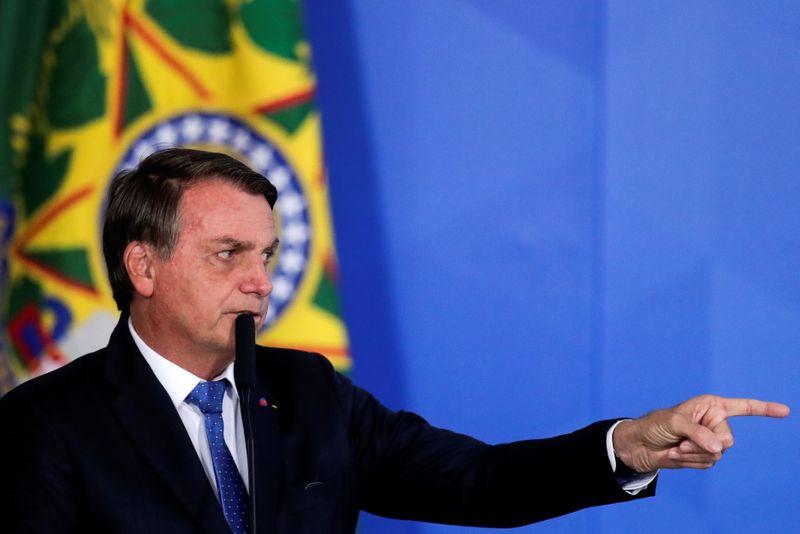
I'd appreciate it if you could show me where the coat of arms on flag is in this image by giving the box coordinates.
[0,0,350,393]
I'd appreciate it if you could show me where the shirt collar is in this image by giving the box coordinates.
[128,317,239,408]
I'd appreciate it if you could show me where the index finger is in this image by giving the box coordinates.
[723,398,790,418]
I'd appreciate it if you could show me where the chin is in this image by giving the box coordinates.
[216,331,236,353]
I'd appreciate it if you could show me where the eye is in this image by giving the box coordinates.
[261,251,272,265]
[217,250,234,260]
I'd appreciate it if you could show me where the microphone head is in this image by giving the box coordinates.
[234,314,257,390]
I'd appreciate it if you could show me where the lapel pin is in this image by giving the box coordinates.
[258,397,278,410]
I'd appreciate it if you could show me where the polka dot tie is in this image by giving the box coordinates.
[186,380,249,534]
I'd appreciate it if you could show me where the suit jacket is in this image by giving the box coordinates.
[0,317,654,533]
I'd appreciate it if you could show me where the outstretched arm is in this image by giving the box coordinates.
[612,395,790,472]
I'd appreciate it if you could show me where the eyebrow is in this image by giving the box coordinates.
[210,236,280,253]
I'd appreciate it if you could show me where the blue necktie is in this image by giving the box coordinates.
[186,380,249,534]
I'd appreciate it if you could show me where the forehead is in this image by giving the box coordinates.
[178,179,274,237]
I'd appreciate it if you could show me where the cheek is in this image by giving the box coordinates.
[157,266,209,308]
[173,268,240,314]
[156,256,240,315]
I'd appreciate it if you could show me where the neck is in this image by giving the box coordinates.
[156,351,231,382]
[129,309,232,381]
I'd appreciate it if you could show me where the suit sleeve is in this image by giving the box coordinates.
[331,371,655,528]
[0,386,80,533]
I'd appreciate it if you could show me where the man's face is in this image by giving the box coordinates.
[144,179,276,359]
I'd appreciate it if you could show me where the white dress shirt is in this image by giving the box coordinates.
[129,319,249,499]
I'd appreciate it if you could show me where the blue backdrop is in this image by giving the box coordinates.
[305,2,800,533]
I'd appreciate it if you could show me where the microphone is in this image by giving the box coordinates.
[234,314,257,391]
[234,313,257,534]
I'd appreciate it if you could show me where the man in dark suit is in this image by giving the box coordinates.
[0,148,788,533]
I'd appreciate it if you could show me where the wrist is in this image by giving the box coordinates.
[612,419,639,471]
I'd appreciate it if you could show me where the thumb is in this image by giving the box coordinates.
[669,414,723,453]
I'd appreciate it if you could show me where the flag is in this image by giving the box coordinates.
[0,0,350,394]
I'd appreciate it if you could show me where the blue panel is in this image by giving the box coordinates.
[305,3,415,532]
[306,0,800,532]
[309,1,602,532]
[304,0,409,414]
[600,2,800,533]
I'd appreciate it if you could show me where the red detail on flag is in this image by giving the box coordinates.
[122,9,212,102]
[114,19,129,140]
[252,87,315,115]
[317,162,327,187]
[323,253,340,285]
[8,304,68,371]
[13,185,99,297]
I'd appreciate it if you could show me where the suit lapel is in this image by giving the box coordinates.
[104,318,230,533]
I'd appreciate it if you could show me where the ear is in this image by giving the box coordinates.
[124,241,156,298]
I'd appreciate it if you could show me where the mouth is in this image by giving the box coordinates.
[232,311,262,323]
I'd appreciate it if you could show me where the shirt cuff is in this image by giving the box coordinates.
[606,420,658,495]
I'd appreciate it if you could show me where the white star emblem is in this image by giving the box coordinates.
[278,193,304,217]
[282,222,310,245]
[181,116,204,141]
[267,166,289,190]
[271,277,292,300]
[208,119,230,143]
[133,141,154,162]
[248,146,274,171]
[232,129,251,152]
[280,250,304,274]
[154,124,178,146]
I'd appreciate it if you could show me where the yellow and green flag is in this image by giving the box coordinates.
[0,0,350,394]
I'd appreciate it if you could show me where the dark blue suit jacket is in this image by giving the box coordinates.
[0,317,653,533]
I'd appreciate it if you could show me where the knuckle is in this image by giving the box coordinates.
[702,394,720,407]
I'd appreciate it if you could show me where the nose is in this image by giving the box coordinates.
[241,258,272,298]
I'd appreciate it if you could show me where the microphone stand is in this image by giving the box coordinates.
[235,314,258,534]
[241,387,256,534]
